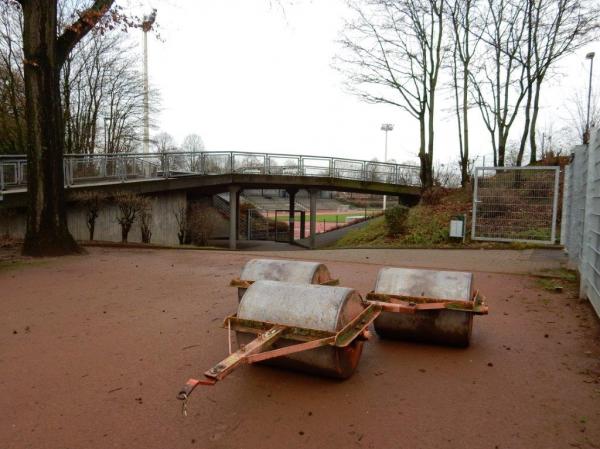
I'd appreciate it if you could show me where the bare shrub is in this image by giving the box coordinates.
[172,205,187,245]
[72,191,107,241]
[433,162,461,188]
[114,192,148,243]
[421,186,447,206]
[187,204,219,246]
[139,198,153,244]
[0,207,18,238]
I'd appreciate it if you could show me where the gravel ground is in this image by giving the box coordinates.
[1,247,599,449]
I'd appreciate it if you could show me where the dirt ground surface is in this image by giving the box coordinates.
[1,247,599,449]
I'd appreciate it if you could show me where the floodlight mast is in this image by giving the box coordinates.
[380,123,394,210]
[142,9,157,154]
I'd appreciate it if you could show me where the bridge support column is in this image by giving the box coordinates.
[287,188,298,244]
[309,189,318,249]
[235,189,241,240]
[229,185,240,250]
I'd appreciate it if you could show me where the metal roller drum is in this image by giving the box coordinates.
[236,280,365,378]
[236,258,333,301]
[373,267,474,347]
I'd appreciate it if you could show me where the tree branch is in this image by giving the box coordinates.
[56,0,115,66]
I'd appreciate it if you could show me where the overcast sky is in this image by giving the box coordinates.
[135,0,598,166]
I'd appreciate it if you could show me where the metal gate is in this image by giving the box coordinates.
[246,209,306,241]
[471,166,560,244]
[246,208,270,240]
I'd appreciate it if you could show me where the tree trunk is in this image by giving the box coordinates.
[529,78,542,164]
[498,132,506,167]
[121,222,131,243]
[87,211,96,241]
[21,2,79,256]
[461,59,469,186]
[426,96,435,189]
[517,84,532,166]
[452,59,464,181]
[418,112,432,188]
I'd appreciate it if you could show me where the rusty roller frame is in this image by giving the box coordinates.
[366,267,488,347]
[178,281,379,414]
[178,263,491,414]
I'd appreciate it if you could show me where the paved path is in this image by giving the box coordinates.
[1,247,597,449]
[296,218,374,249]
[208,239,304,251]
[237,247,568,275]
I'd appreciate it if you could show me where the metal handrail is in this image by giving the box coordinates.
[0,151,421,192]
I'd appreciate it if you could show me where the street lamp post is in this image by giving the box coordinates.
[584,51,595,144]
[104,116,111,153]
[380,123,394,210]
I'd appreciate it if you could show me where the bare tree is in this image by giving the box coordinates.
[1,2,158,158]
[0,0,154,255]
[567,85,600,144]
[172,204,187,245]
[181,133,205,171]
[187,204,218,246]
[72,190,107,240]
[153,131,176,153]
[447,0,482,185]
[525,0,599,162]
[154,131,185,173]
[337,0,446,188]
[470,0,529,167]
[0,1,25,154]
[114,191,147,243]
[139,199,152,243]
[14,0,123,255]
[63,33,150,154]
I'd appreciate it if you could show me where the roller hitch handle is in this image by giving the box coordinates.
[177,377,216,401]
[177,377,217,417]
[177,306,380,416]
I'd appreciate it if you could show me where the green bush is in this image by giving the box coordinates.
[401,207,450,245]
[384,205,409,236]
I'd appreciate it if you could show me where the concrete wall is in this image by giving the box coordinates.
[0,210,26,239]
[0,191,187,246]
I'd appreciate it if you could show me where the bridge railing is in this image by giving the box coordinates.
[0,157,28,191]
[0,151,421,192]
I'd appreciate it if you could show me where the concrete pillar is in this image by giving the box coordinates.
[235,189,241,240]
[229,185,239,250]
[309,189,318,249]
[287,188,298,244]
[300,212,306,239]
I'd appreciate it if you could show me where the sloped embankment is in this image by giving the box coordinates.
[331,188,472,248]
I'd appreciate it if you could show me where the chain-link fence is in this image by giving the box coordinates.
[471,166,560,243]
[562,130,600,317]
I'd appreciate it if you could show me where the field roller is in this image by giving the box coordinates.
[366,267,488,347]
[230,258,338,301]
[178,280,379,414]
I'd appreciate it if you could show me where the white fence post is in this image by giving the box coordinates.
[560,164,571,247]
[471,167,479,241]
[550,166,560,243]
[579,129,600,314]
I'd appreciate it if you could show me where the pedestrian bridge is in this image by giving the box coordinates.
[0,151,422,249]
[0,151,422,203]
